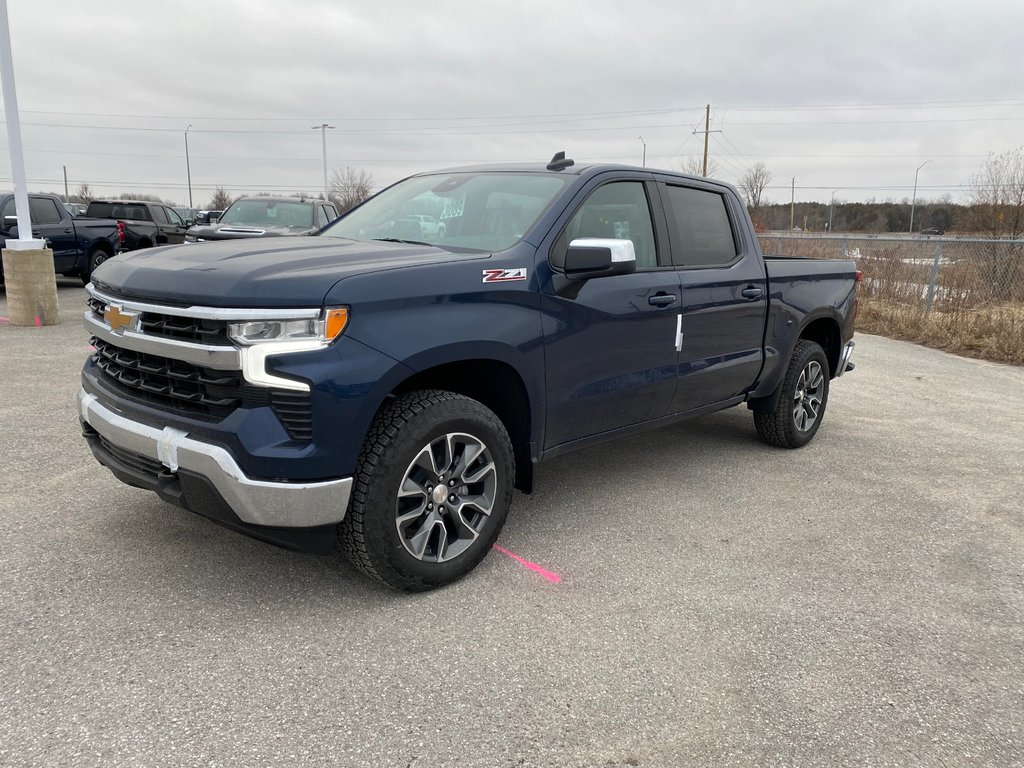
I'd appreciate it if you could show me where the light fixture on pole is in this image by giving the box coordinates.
[312,123,335,198]
[638,136,646,167]
[184,124,193,208]
[909,160,931,234]
[828,188,841,233]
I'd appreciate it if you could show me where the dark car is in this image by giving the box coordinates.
[173,207,200,227]
[85,199,189,251]
[185,197,338,242]
[921,227,945,236]
[1,192,121,284]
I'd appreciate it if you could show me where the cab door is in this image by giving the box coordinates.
[541,177,682,449]
[1,196,79,272]
[657,180,767,412]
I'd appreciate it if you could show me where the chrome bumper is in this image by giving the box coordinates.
[836,340,856,378]
[79,389,351,528]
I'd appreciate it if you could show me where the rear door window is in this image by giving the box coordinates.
[662,185,739,268]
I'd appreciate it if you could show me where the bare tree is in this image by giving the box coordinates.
[967,147,1024,298]
[969,147,1024,239]
[674,155,719,178]
[76,182,94,202]
[330,167,374,213]
[738,162,773,222]
[208,187,234,210]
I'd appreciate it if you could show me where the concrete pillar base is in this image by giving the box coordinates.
[1,247,60,326]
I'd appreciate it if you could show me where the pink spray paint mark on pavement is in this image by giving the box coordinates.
[492,544,562,584]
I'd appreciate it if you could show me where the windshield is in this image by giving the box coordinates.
[220,199,313,229]
[320,172,568,252]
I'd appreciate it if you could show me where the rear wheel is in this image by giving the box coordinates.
[754,339,830,449]
[339,390,515,591]
[80,246,112,285]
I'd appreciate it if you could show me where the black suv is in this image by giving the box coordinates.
[185,197,338,242]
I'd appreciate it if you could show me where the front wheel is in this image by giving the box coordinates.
[339,390,515,591]
[754,339,830,449]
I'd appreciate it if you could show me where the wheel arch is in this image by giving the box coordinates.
[368,348,539,494]
[748,311,842,414]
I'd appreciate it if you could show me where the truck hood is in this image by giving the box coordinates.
[91,237,481,307]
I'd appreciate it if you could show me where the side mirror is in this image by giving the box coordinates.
[209,215,220,224]
[564,238,637,280]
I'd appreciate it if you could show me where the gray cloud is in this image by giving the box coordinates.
[2,0,1023,206]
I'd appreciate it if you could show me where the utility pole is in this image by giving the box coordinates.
[184,124,193,208]
[638,136,646,167]
[63,165,69,203]
[312,123,335,199]
[829,188,840,233]
[909,160,931,234]
[790,177,796,230]
[691,104,722,177]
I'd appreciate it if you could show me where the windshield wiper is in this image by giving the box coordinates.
[373,237,435,247]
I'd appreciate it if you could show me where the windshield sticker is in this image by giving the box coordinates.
[482,268,527,283]
[440,196,465,220]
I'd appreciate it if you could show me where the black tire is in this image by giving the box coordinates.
[339,389,515,591]
[754,339,830,449]
[80,246,112,285]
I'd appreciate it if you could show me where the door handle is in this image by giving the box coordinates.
[741,285,764,300]
[648,293,679,307]
[64,228,73,234]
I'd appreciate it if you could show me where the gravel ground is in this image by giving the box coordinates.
[2,280,1022,767]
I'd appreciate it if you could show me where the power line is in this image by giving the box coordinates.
[5,97,1022,123]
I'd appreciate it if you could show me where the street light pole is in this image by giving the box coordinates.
[312,123,335,198]
[909,160,931,234]
[184,124,193,208]
[829,188,840,233]
[638,136,646,167]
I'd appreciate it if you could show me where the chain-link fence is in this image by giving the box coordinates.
[757,234,1024,364]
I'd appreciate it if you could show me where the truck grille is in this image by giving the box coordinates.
[88,296,231,345]
[90,337,312,440]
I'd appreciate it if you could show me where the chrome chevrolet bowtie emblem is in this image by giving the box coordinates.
[103,304,138,334]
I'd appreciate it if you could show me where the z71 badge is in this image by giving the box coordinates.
[482,268,528,283]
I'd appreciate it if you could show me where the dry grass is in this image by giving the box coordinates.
[857,299,1024,366]
[759,235,1024,366]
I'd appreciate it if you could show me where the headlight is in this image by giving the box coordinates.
[184,234,204,243]
[228,308,349,346]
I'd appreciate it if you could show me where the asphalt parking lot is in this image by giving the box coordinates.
[2,280,1022,767]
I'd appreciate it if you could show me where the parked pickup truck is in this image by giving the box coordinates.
[184,196,338,242]
[85,199,188,251]
[78,154,858,591]
[1,192,121,285]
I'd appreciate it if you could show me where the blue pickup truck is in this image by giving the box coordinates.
[1,192,121,285]
[79,155,858,590]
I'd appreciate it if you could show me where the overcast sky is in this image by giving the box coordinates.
[2,0,1023,207]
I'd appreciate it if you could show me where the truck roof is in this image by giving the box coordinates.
[421,161,730,189]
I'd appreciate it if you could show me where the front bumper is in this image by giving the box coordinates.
[79,389,352,531]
